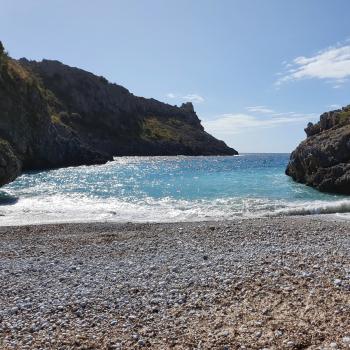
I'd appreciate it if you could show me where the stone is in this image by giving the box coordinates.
[138,339,145,346]
[342,336,350,344]
[334,279,342,286]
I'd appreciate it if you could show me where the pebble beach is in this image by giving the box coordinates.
[0,217,349,349]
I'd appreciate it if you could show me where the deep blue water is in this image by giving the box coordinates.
[0,154,349,225]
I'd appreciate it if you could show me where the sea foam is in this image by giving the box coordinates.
[0,155,348,225]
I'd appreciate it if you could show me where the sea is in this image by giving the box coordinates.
[0,153,349,226]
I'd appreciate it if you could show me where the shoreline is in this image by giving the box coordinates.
[2,153,350,228]
[0,211,349,228]
[0,217,349,349]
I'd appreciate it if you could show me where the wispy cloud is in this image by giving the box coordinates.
[203,110,317,135]
[166,92,205,104]
[327,104,341,110]
[245,106,315,119]
[182,94,205,103]
[276,43,350,87]
[246,106,275,114]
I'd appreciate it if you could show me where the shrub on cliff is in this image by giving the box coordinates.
[0,41,9,72]
[0,41,4,69]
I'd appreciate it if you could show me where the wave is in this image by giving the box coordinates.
[272,199,350,216]
[0,193,349,226]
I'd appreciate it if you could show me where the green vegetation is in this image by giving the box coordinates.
[51,114,62,124]
[7,59,33,81]
[142,117,180,141]
[0,41,6,71]
[51,114,72,131]
[99,76,108,84]
[0,138,18,167]
[0,138,10,147]
[337,109,350,124]
[141,117,195,143]
[168,118,185,127]
[3,57,59,119]
[0,138,21,186]
[0,42,236,187]
[0,42,55,103]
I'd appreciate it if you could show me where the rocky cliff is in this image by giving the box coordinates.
[286,106,350,194]
[0,42,237,186]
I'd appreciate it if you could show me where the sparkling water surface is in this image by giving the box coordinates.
[0,154,349,225]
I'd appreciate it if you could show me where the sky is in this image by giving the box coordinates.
[1,0,350,152]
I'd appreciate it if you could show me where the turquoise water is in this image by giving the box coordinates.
[0,154,349,225]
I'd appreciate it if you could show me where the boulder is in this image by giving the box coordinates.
[286,107,350,194]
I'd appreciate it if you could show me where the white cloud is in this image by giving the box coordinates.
[327,104,341,110]
[246,106,275,114]
[203,111,317,136]
[277,44,350,87]
[165,92,205,104]
[332,84,343,89]
[182,94,205,103]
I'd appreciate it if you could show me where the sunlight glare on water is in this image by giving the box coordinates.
[0,154,348,225]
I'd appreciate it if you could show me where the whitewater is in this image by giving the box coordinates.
[0,154,349,226]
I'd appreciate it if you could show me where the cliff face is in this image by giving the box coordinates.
[0,53,109,186]
[21,59,236,157]
[0,44,237,186]
[286,106,350,194]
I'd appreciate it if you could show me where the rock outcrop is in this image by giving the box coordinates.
[0,42,237,186]
[286,106,350,194]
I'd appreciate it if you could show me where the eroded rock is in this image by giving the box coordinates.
[286,106,350,194]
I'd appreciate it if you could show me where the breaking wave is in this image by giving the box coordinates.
[0,194,349,226]
[272,199,350,217]
[0,155,349,225]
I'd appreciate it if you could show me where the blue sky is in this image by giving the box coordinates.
[1,0,350,152]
